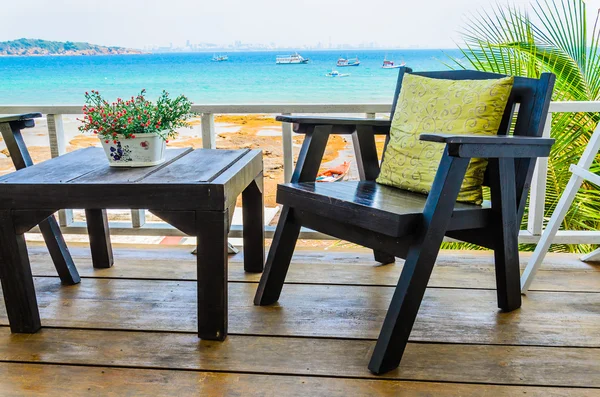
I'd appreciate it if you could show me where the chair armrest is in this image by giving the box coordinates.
[420,133,554,158]
[0,113,42,124]
[276,115,391,135]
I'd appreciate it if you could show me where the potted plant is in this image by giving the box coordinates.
[78,89,195,167]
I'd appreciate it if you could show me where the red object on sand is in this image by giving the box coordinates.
[316,161,351,182]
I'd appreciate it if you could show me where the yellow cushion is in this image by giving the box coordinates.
[376,74,514,205]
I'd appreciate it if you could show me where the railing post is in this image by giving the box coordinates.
[47,114,73,226]
[201,113,216,149]
[131,209,146,228]
[527,113,552,236]
[281,112,293,183]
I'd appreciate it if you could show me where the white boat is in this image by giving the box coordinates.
[212,54,228,62]
[276,52,309,64]
[337,57,360,67]
[382,57,405,69]
[325,69,350,77]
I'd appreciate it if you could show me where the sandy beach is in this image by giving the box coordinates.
[0,114,375,209]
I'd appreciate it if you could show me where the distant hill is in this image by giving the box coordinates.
[0,38,143,56]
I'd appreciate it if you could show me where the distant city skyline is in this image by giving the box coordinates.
[144,39,455,53]
[2,0,600,50]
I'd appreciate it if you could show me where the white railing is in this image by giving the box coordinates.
[1,101,599,244]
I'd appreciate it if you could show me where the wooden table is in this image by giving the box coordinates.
[0,147,264,341]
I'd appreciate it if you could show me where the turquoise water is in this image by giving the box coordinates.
[0,49,461,105]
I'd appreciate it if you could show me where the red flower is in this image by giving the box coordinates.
[131,134,136,139]
[105,140,109,143]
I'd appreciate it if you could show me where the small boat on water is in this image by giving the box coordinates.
[382,57,405,69]
[212,54,228,62]
[325,69,350,77]
[276,52,309,64]
[316,162,351,182]
[337,57,360,67]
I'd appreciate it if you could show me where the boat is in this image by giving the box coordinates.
[276,52,309,64]
[316,162,351,182]
[325,69,350,77]
[212,54,228,62]
[337,57,360,67]
[382,57,405,69]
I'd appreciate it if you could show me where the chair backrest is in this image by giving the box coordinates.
[387,67,555,219]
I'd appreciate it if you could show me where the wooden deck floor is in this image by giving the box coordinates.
[0,242,599,396]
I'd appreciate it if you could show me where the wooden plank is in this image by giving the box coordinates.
[0,363,596,397]
[25,245,600,292]
[0,328,597,387]
[70,148,194,184]
[212,149,262,210]
[0,278,598,347]
[279,181,489,238]
[139,149,249,184]
[0,147,105,183]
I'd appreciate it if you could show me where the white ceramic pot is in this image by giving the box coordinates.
[100,133,167,167]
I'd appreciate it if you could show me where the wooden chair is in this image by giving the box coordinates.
[0,113,114,283]
[254,68,556,374]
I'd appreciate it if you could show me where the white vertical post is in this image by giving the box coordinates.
[131,209,146,228]
[47,114,74,226]
[527,113,551,235]
[47,114,66,157]
[281,112,293,183]
[201,113,216,149]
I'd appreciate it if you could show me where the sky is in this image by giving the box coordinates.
[0,0,598,49]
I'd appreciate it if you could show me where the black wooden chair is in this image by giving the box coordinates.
[0,113,114,284]
[254,68,556,374]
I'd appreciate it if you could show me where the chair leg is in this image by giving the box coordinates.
[490,159,521,311]
[0,211,41,333]
[254,206,301,305]
[38,215,80,285]
[368,240,441,374]
[85,209,114,269]
[368,150,470,375]
[373,250,395,265]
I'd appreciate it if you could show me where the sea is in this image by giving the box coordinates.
[0,49,463,105]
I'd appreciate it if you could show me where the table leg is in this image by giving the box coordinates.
[38,216,80,285]
[85,209,114,269]
[196,209,228,340]
[0,211,41,333]
[242,174,265,273]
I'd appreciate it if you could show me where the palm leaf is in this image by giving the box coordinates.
[449,0,600,253]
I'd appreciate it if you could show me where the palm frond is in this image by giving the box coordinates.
[449,0,600,253]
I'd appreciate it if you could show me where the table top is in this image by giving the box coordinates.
[0,147,262,211]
